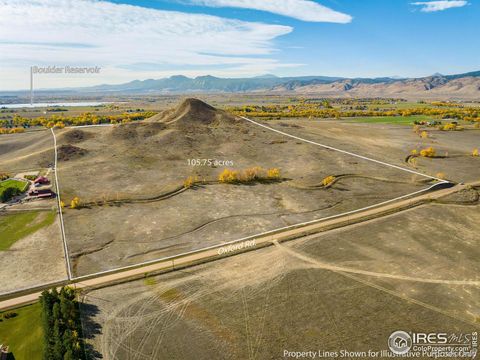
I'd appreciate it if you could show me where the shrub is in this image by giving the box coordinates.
[420,147,436,158]
[322,175,336,187]
[473,148,479,157]
[3,311,17,319]
[219,167,281,184]
[266,168,281,180]
[420,130,428,138]
[219,169,239,183]
[440,123,463,131]
[70,196,81,209]
[242,167,262,182]
[183,175,198,188]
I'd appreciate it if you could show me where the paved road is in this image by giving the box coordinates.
[1,181,475,311]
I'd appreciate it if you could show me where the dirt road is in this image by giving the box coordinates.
[1,181,476,311]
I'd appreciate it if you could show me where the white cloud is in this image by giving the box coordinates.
[0,0,296,89]
[412,0,468,12]
[187,0,352,23]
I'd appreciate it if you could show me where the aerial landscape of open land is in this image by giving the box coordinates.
[80,192,480,359]
[2,0,480,359]
[1,94,479,358]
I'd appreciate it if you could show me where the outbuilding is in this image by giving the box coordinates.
[34,176,50,185]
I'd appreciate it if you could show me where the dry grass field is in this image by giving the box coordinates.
[80,193,480,359]
[50,99,436,276]
[266,118,480,183]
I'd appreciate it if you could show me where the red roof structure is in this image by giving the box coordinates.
[34,176,50,184]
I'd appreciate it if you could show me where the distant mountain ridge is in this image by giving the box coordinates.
[82,70,480,98]
[2,70,480,99]
[86,74,345,93]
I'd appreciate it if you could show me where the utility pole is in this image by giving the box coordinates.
[30,66,34,105]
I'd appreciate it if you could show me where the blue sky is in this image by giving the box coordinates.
[0,0,478,89]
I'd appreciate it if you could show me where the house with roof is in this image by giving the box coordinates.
[34,176,50,186]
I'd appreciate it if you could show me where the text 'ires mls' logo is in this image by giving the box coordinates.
[388,331,413,355]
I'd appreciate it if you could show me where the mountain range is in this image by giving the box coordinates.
[3,71,480,99]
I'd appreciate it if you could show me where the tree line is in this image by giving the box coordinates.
[0,111,157,130]
[227,103,480,122]
[39,287,85,360]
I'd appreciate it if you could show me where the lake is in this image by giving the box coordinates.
[0,102,112,109]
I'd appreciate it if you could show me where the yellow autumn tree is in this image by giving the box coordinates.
[218,169,238,183]
[420,147,436,158]
[242,167,262,182]
[472,148,479,157]
[322,175,336,187]
[183,175,198,188]
[70,196,81,209]
[266,168,281,180]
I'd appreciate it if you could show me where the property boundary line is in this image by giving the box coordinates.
[68,116,449,281]
[239,116,445,182]
[5,116,450,295]
[51,128,73,280]
[61,118,447,281]
[70,181,445,282]
[5,115,449,297]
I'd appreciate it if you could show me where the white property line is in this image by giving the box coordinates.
[240,116,445,182]
[49,116,447,284]
[71,181,444,282]
[50,128,73,280]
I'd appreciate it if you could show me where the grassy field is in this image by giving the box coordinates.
[341,115,431,125]
[0,211,56,250]
[0,179,29,201]
[0,302,43,360]
[0,179,28,192]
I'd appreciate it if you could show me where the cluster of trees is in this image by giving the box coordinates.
[416,147,436,158]
[0,111,157,130]
[0,186,22,202]
[0,127,25,135]
[39,287,85,360]
[0,172,9,181]
[227,103,480,122]
[218,167,281,184]
[0,180,27,202]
